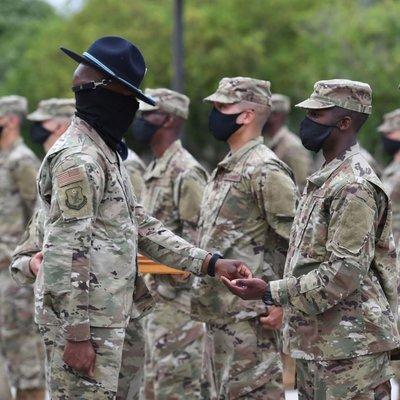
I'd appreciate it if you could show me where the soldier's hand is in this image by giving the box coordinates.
[63,340,96,377]
[220,277,267,300]
[29,251,43,277]
[259,306,283,330]
[215,259,252,280]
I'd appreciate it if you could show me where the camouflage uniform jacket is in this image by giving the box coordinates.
[270,143,400,360]
[265,126,312,191]
[124,148,146,201]
[191,137,297,324]
[0,138,39,270]
[142,140,208,311]
[10,202,154,320]
[35,116,208,341]
[382,160,400,245]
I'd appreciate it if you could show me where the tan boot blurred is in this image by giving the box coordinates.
[16,388,45,400]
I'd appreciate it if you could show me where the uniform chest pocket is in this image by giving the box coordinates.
[294,194,327,253]
[99,175,136,236]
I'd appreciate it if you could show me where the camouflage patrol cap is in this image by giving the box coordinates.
[271,94,291,113]
[296,79,372,114]
[27,98,75,122]
[0,95,28,117]
[203,77,272,107]
[139,88,190,119]
[378,108,400,133]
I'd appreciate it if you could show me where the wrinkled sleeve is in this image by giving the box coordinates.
[10,205,45,286]
[126,162,145,202]
[251,163,297,242]
[11,154,39,221]
[175,168,208,243]
[136,203,208,276]
[270,182,378,315]
[42,153,104,341]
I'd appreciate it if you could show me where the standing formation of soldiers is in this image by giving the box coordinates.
[1,35,400,400]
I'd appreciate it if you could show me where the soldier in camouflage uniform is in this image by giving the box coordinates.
[223,79,400,400]
[263,93,312,191]
[379,108,400,244]
[28,98,75,152]
[0,96,45,400]
[378,108,400,383]
[191,77,298,399]
[23,36,250,400]
[132,88,208,399]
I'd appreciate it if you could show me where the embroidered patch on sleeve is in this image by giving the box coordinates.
[57,167,84,188]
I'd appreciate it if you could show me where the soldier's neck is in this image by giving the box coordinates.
[228,128,261,153]
[0,129,20,151]
[151,135,177,158]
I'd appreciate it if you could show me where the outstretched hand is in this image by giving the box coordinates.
[220,277,267,300]
[215,259,252,280]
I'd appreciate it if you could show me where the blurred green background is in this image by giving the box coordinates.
[1,0,399,166]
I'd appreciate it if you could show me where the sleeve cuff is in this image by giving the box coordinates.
[188,248,209,276]
[269,278,290,305]
[9,256,36,286]
[65,323,91,341]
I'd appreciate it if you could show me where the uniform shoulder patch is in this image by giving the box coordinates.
[65,186,87,210]
[57,167,84,188]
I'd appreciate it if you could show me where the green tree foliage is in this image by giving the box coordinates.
[2,0,400,164]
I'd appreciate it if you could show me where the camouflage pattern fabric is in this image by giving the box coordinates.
[34,116,208,396]
[139,89,190,120]
[378,108,400,133]
[124,148,146,201]
[0,138,45,392]
[269,143,400,361]
[192,137,297,398]
[382,160,400,245]
[39,324,125,399]
[27,98,75,121]
[203,77,272,106]
[141,139,208,399]
[296,352,392,400]
[296,79,372,114]
[192,137,297,325]
[201,320,284,400]
[0,96,27,118]
[11,203,152,400]
[265,126,312,191]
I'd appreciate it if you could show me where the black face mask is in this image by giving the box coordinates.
[0,126,3,136]
[132,116,166,144]
[208,107,243,141]
[73,85,139,160]
[299,116,338,153]
[381,135,400,157]
[30,122,52,144]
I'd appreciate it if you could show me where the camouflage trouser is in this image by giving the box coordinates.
[143,303,205,399]
[296,352,393,400]
[201,319,284,400]
[117,318,145,400]
[39,324,126,399]
[0,274,45,391]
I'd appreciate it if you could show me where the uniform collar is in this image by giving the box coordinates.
[74,116,118,164]
[308,143,361,188]
[217,136,263,172]
[264,126,288,150]
[144,139,182,179]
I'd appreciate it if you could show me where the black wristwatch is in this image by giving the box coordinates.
[262,285,275,306]
[207,253,223,277]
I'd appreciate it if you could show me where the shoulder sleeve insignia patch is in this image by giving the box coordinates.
[65,186,87,210]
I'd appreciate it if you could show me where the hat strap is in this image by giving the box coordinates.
[72,79,112,92]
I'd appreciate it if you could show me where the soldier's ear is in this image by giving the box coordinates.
[337,116,352,131]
